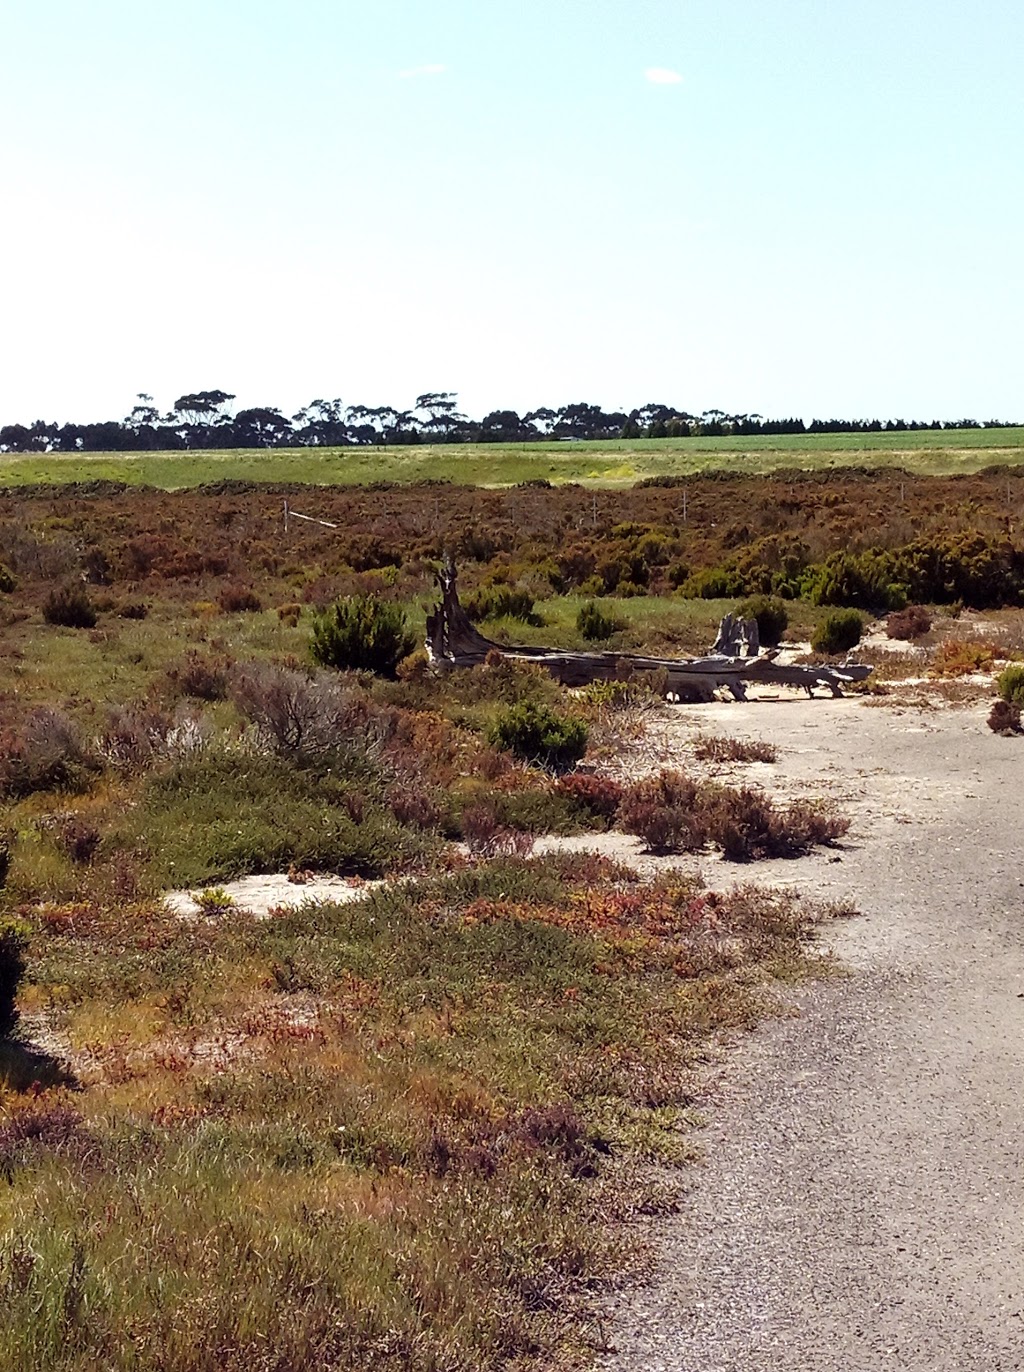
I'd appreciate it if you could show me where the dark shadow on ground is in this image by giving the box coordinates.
[0,1035,76,1092]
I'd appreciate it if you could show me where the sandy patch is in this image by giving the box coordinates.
[164,872,382,919]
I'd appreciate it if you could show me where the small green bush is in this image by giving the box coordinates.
[488,702,588,773]
[811,610,864,654]
[0,917,30,1038]
[997,664,1024,705]
[737,595,789,647]
[310,595,415,678]
[576,601,618,642]
[42,583,97,629]
[464,584,536,624]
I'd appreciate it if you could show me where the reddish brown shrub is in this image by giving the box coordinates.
[693,735,778,763]
[0,709,99,799]
[217,583,263,613]
[461,803,535,858]
[387,784,444,830]
[704,785,849,860]
[886,604,932,640]
[50,815,101,865]
[554,772,624,826]
[619,771,706,853]
[988,699,1022,734]
[165,651,232,701]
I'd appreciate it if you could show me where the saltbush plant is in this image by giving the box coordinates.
[488,701,588,773]
[997,663,1024,705]
[42,583,97,629]
[988,700,1022,735]
[619,771,705,853]
[311,595,415,678]
[811,610,864,654]
[886,604,932,640]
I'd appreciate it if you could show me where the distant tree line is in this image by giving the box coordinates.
[0,390,1017,453]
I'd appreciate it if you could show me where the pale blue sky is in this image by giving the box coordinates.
[2,0,1022,424]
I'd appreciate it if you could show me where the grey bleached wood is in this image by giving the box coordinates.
[424,559,872,701]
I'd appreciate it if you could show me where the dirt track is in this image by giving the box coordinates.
[587,697,1024,1371]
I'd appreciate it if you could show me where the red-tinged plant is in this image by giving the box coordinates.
[619,771,706,853]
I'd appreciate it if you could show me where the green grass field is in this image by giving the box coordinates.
[4,427,1024,489]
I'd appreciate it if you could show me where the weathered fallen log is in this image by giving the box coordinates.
[425,560,872,701]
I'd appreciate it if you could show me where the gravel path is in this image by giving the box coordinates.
[597,698,1024,1371]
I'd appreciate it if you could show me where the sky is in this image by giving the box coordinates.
[1,0,1022,426]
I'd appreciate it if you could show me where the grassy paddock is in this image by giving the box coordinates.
[3,427,1024,489]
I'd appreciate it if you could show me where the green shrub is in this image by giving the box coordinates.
[310,595,415,678]
[131,751,428,887]
[736,595,789,647]
[464,584,536,624]
[811,610,864,654]
[576,601,618,642]
[42,583,97,629]
[488,702,588,773]
[0,917,29,1038]
[997,664,1024,705]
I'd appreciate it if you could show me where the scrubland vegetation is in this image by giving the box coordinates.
[1,464,1021,1367]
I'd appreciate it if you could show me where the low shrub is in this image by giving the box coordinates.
[461,802,535,858]
[276,602,303,626]
[811,610,864,654]
[576,601,619,642]
[132,751,426,886]
[932,639,994,677]
[0,709,99,799]
[0,916,29,1038]
[704,787,849,861]
[311,595,415,678]
[554,772,624,827]
[165,651,232,701]
[50,815,101,865]
[736,595,788,647]
[230,661,394,760]
[217,583,263,613]
[0,563,17,593]
[488,701,588,773]
[99,704,176,772]
[997,663,1024,704]
[988,699,1022,734]
[886,604,932,640]
[116,599,149,620]
[619,771,705,853]
[42,583,97,629]
[387,784,445,830]
[693,735,778,764]
[464,584,536,623]
[194,887,236,916]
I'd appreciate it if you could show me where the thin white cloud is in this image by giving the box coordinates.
[399,63,448,79]
[644,67,683,85]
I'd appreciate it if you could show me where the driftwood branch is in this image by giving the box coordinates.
[425,558,872,701]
